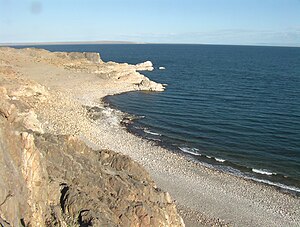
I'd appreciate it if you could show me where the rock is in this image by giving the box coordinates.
[10,84,48,99]
[84,52,102,64]
[137,78,165,92]
[0,90,16,120]
[135,61,154,71]
[66,52,102,63]
[21,109,44,133]
[159,66,166,70]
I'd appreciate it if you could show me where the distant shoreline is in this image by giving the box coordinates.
[1,41,299,48]
[0,41,144,46]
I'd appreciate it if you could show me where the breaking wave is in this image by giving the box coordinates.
[252,169,276,176]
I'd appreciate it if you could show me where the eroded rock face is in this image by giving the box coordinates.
[64,52,102,64]
[35,134,184,227]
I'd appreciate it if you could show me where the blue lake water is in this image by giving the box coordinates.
[18,44,300,193]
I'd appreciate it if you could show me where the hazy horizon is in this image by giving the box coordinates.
[1,41,300,49]
[1,0,300,47]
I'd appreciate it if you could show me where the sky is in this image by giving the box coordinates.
[1,0,300,46]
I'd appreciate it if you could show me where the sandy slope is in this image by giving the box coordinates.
[1,47,299,226]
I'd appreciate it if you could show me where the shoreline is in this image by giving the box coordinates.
[103,94,300,197]
[1,47,300,226]
[85,79,300,226]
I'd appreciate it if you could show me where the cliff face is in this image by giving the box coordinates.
[0,48,184,227]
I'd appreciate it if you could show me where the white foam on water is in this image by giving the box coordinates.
[144,129,161,136]
[217,166,300,194]
[252,168,276,176]
[245,176,300,193]
[102,107,121,126]
[176,147,300,194]
[179,147,201,156]
[215,157,226,163]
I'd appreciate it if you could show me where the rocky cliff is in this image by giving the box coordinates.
[0,48,183,227]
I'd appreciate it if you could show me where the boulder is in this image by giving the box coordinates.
[135,61,154,71]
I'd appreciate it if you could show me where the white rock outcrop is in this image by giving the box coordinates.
[135,61,154,71]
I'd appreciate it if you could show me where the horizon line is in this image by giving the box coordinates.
[0,40,299,48]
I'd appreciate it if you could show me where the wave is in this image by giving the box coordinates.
[178,147,226,163]
[215,157,226,163]
[216,164,300,194]
[135,115,145,119]
[245,176,300,194]
[179,147,201,156]
[252,168,276,176]
[133,125,300,194]
[144,129,161,136]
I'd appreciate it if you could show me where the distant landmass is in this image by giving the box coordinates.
[0,40,144,46]
[1,41,299,48]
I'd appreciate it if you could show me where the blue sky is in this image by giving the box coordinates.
[1,0,300,46]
